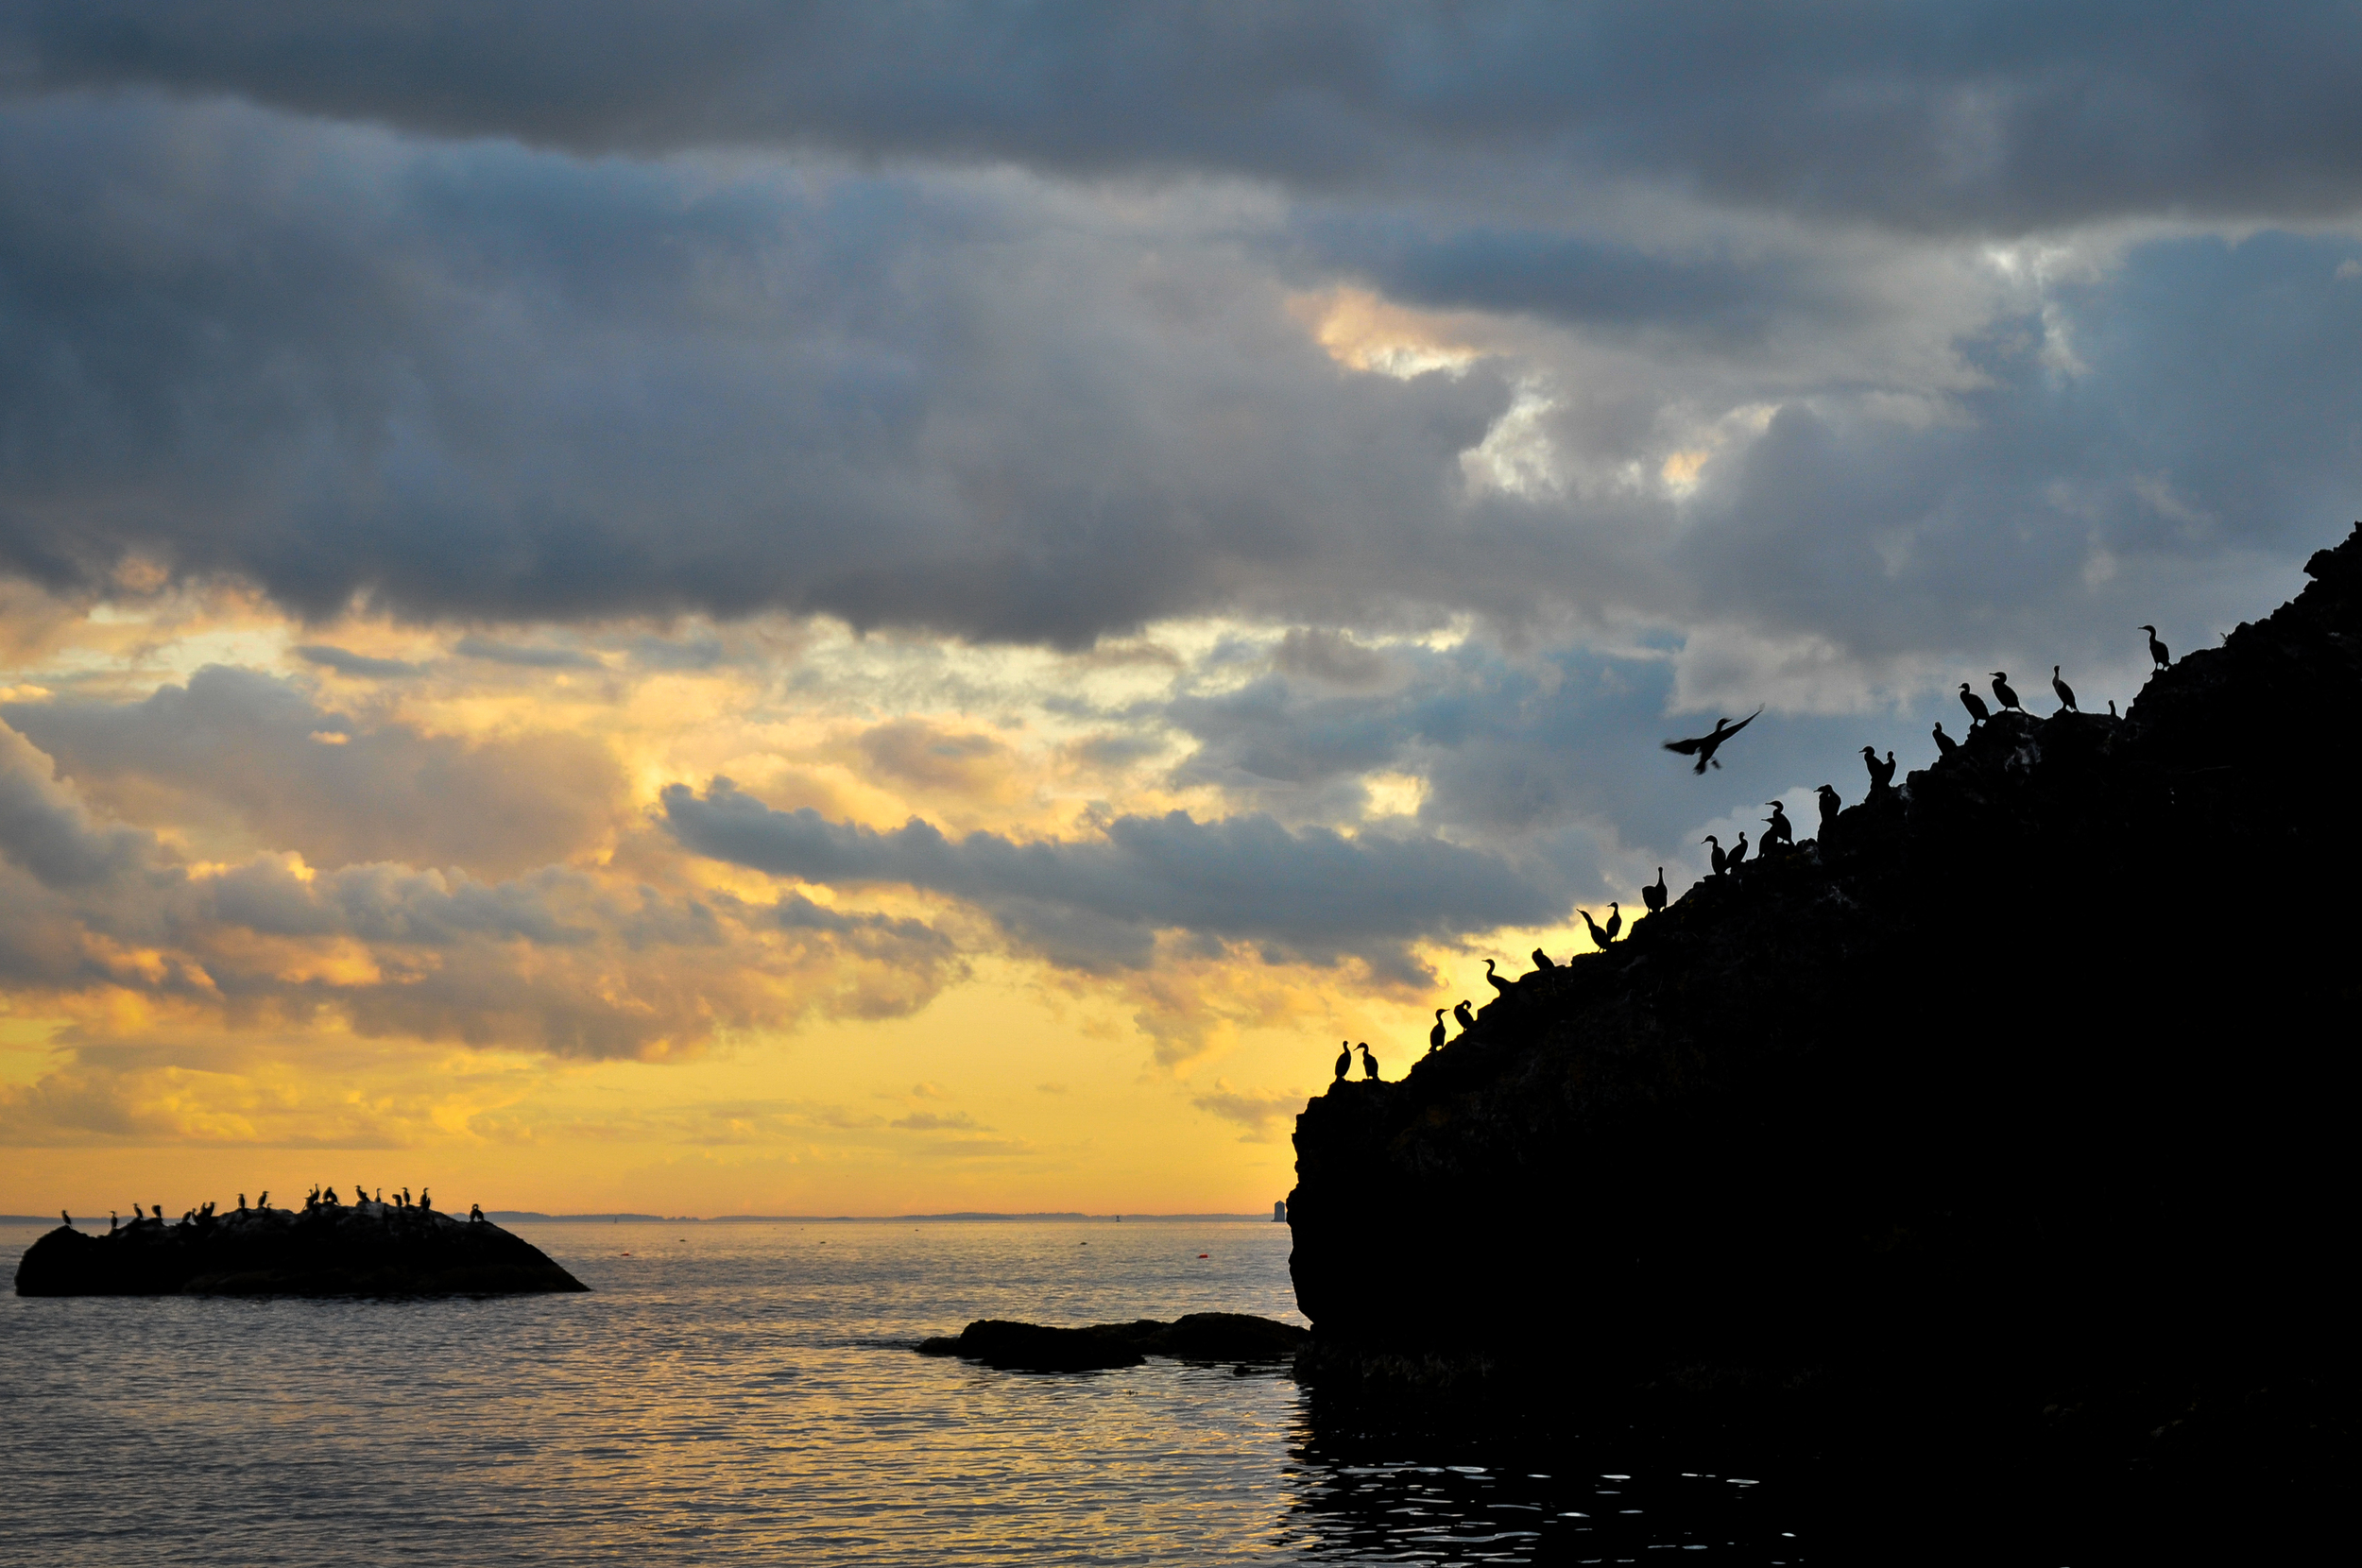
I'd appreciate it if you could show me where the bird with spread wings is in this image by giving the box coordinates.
[1661,707,1762,774]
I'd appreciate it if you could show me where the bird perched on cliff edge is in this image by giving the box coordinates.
[60,1209,70,1228]
[1991,672,2028,717]
[1662,707,1763,774]
[2052,665,2078,712]
[1703,834,1728,876]
[1358,1043,1380,1082]
[1453,999,1476,1031]
[1728,831,1751,869]
[1333,1041,1351,1081]
[1484,959,1515,997]
[1577,907,1615,949]
[1531,947,1556,971]
[1603,902,1622,942]
[1763,801,1793,848]
[1816,784,1841,837]
[1959,684,1992,727]
[1643,867,1668,913]
[1932,721,1959,760]
[1429,1009,1447,1054]
[2142,624,2170,669]
[1861,745,1897,793]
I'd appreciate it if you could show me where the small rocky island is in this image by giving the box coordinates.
[15,1194,587,1296]
[919,1312,1307,1371]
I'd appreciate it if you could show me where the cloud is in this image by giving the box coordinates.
[453,636,604,670]
[1190,1079,1307,1144]
[294,644,421,678]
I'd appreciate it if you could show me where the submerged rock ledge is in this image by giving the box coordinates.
[15,1203,588,1296]
[917,1313,1308,1371]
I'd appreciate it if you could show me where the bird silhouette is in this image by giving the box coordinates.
[1483,959,1516,997]
[1763,801,1793,848]
[2051,665,2078,712]
[1991,672,2028,717]
[2141,624,2170,668]
[60,1209,70,1229]
[1577,907,1615,949]
[2108,700,2118,718]
[1603,902,1622,941]
[418,1188,429,1213]
[1703,834,1728,876]
[1429,1009,1447,1054]
[1642,867,1668,913]
[1531,947,1556,971]
[1816,784,1841,835]
[1861,745,1897,793]
[1931,721,1960,760]
[1333,1041,1352,1081]
[1727,831,1751,869]
[1661,707,1763,774]
[1452,999,1475,1031]
[1358,1043,1379,1082]
[1959,683,1992,726]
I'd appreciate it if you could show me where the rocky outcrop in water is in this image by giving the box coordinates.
[917,1312,1308,1371]
[14,1202,588,1296]
[1287,523,2359,1416]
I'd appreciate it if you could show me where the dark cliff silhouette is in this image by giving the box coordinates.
[1285,523,2362,1549]
[15,1198,587,1296]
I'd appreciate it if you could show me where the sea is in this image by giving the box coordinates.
[1,1219,1810,1564]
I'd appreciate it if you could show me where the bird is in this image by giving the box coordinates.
[109,1211,117,1233]
[1602,902,1622,942]
[1358,1043,1380,1082]
[1429,1010,1447,1054]
[1577,907,1615,949]
[1661,707,1763,774]
[1727,831,1751,869]
[418,1189,430,1213]
[1816,784,1841,836]
[1531,947,1556,971]
[2141,624,2170,669]
[2051,665,2078,712]
[1703,834,1728,876]
[1484,959,1516,997]
[257,1191,269,1212]
[60,1209,70,1228]
[1959,684,1991,727]
[1452,999,1475,1031]
[2108,700,2118,719]
[1861,746,1897,793]
[470,1203,485,1223]
[1642,868,1668,913]
[1991,672,2028,717]
[1334,1041,1352,1081]
[1931,721,1959,760]
[1763,801,1793,849]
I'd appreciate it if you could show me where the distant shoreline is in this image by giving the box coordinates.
[5,1212,1277,1227]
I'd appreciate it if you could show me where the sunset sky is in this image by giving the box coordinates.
[5,4,2358,1217]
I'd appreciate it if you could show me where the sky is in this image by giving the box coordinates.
[4,2,2358,1217]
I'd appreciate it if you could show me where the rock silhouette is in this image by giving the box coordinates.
[916,1312,1308,1372]
[15,1199,587,1296]
[1286,523,2362,1532]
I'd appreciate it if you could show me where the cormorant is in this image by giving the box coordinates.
[1932,721,1959,760]
[471,1203,485,1223]
[1643,868,1668,913]
[238,1193,247,1212]
[1429,1009,1447,1053]
[1763,801,1793,848]
[1816,784,1840,835]
[1358,1044,1380,1082]
[60,1209,70,1228]
[1334,1041,1352,1081]
[1861,745,1896,793]
[1661,707,1763,774]
[1959,684,1991,726]
[2051,665,2078,712]
[1531,947,1556,970]
[2108,700,2118,718]
[257,1191,269,1212]
[1603,902,1622,942]
[1484,959,1516,997]
[2141,624,2170,668]
[325,1186,339,1206]
[1703,834,1727,876]
[1727,831,1751,869]
[1577,908,1615,949]
[419,1189,430,1213]
[1991,672,2028,716]
[109,1211,117,1233]
[1453,999,1475,1031]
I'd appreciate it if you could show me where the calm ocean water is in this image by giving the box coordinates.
[1,1219,1808,1564]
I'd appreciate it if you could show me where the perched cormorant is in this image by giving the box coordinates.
[1642,868,1668,913]
[2141,624,2170,668]
[1991,672,2028,716]
[1603,902,1621,942]
[1661,707,1763,774]
[1358,1043,1380,1082]
[2051,665,2078,712]
[238,1193,247,1212]
[1334,1041,1352,1081]
[1531,947,1556,970]
[60,1209,70,1228]
[1452,999,1476,1031]
[1931,721,1959,760]
[1861,745,1897,793]
[1816,784,1841,835]
[1959,683,1991,726]
[1763,801,1793,848]
[1577,908,1615,949]
[470,1203,485,1223]
[109,1211,117,1233]
[257,1191,269,1212]
[1483,959,1516,997]
[419,1189,430,1213]
[2108,700,2118,718]
[1429,1009,1447,1054]
[1727,831,1751,869]
[1703,834,1728,876]
[325,1186,339,1206]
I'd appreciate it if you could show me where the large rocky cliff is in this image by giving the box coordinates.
[1288,523,2358,1414]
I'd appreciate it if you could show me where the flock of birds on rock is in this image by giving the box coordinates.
[1332,626,2173,1084]
[67,1184,491,1232]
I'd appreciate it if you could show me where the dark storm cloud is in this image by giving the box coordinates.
[10,2,2362,231]
[659,777,1569,970]
[294,644,421,679]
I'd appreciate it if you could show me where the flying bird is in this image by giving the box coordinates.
[2051,665,2078,712]
[1959,684,1992,726]
[1662,707,1763,774]
[1931,721,1959,760]
[2141,624,2170,669]
[1642,868,1668,913]
[1991,673,2028,717]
